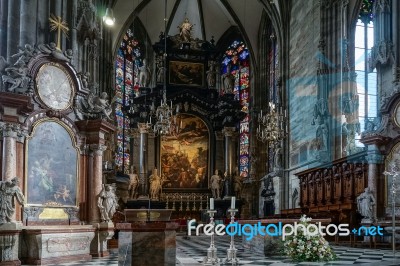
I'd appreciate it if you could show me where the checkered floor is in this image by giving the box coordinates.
[41,234,400,265]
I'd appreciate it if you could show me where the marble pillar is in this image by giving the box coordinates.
[1,123,19,181]
[88,144,107,224]
[138,123,150,199]
[366,145,383,221]
[222,127,236,198]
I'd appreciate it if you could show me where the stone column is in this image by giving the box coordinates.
[7,0,20,61]
[138,123,151,199]
[19,0,37,46]
[1,123,19,181]
[89,144,107,224]
[366,145,383,221]
[222,127,236,198]
[214,131,224,174]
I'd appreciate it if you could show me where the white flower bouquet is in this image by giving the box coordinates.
[284,215,336,262]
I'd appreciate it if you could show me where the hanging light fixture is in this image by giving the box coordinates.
[103,7,115,26]
[256,102,287,148]
[153,0,178,136]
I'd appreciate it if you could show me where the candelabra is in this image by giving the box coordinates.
[179,196,183,211]
[165,196,169,209]
[199,196,203,211]
[256,102,287,148]
[224,208,239,265]
[383,159,400,256]
[203,209,219,265]
[186,196,190,211]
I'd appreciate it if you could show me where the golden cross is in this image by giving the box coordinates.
[49,14,69,50]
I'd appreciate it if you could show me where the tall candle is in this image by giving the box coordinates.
[210,198,214,210]
[231,196,236,209]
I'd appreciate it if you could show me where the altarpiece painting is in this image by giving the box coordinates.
[25,120,79,207]
[160,114,209,189]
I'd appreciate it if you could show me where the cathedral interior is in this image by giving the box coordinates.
[1,0,400,265]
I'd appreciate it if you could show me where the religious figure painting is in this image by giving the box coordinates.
[169,61,204,87]
[160,114,209,189]
[25,120,78,207]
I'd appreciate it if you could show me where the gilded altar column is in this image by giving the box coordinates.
[89,144,107,223]
[222,127,236,198]
[1,123,19,181]
[138,123,151,199]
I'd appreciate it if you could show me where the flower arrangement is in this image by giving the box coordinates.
[284,215,336,262]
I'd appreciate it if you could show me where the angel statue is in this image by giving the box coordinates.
[1,54,31,93]
[80,92,114,120]
[0,177,25,224]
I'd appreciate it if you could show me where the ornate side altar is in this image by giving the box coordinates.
[0,40,115,265]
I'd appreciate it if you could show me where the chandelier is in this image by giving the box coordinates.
[256,102,287,147]
[152,0,177,136]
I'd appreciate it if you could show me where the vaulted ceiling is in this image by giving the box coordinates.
[110,0,280,64]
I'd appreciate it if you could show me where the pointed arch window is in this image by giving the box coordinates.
[221,40,250,178]
[115,26,145,170]
[355,0,377,146]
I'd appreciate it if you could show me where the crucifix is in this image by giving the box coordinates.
[49,14,69,50]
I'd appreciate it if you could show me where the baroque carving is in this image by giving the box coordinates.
[0,177,25,224]
[369,40,394,70]
[97,183,118,222]
[76,92,114,120]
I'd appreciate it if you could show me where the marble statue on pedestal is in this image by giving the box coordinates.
[98,184,118,222]
[149,168,162,200]
[128,166,139,199]
[233,172,243,198]
[210,170,221,199]
[357,187,376,223]
[0,177,25,224]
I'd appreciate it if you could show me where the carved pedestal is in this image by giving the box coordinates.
[0,223,22,266]
[116,222,179,266]
[21,225,95,265]
[90,222,114,257]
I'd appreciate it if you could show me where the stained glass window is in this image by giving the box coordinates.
[115,26,145,170]
[221,40,250,178]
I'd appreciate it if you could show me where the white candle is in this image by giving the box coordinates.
[231,197,236,209]
[210,198,214,210]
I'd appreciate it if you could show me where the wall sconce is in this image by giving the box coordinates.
[103,7,115,26]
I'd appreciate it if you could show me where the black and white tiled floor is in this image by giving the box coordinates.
[43,234,400,265]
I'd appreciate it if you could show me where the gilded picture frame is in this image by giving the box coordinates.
[169,61,204,87]
[160,114,209,190]
[25,119,79,207]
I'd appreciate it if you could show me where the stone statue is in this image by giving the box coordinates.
[80,91,113,120]
[128,166,139,199]
[78,72,90,89]
[138,59,151,87]
[156,56,165,83]
[0,177,25,224]
[357,187,376,222]
[11,44,35,66]
[221,65,234,94]
[177,18,193,43]
[210,170,221,199]
[2,65,30,93]
[97,183,118,222]
[206,61,217,88]
[149,168,162,200]
[233,172,243,198]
